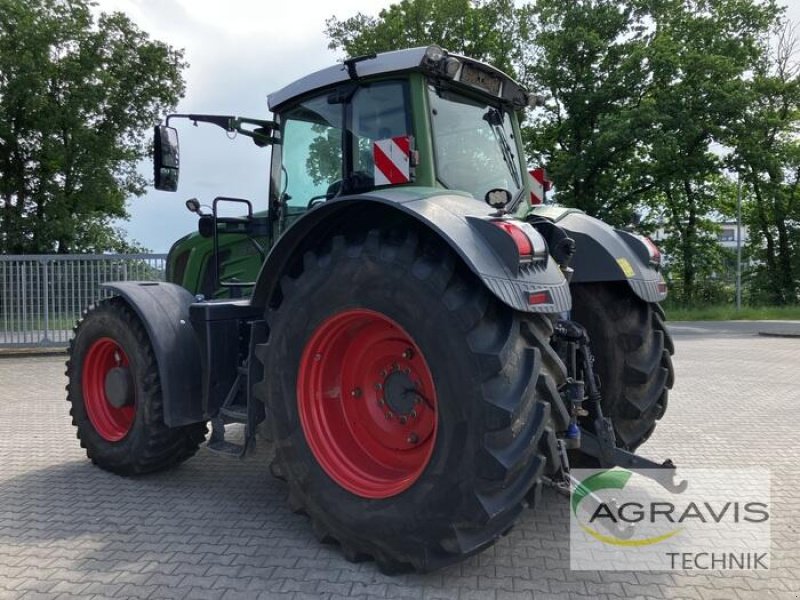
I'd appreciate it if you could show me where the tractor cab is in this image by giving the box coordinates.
[264,46,534,227]
[156,46,537,235]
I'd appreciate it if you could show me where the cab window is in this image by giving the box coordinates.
[350,82,411,177]
[280,96,344,213]
[276,80,410,216]
[428,86,522,201]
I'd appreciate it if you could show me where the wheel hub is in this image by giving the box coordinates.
[382,369,417,416]
[104,366,133,408]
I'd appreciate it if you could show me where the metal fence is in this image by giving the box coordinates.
[0,254,167,347]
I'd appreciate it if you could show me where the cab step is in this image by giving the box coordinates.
[206,437,245,456]
[219,404,247,423]
[206,419,248,457]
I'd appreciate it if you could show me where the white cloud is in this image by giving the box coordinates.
[96,0,394,252]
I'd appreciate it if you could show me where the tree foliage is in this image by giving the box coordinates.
[640,0,781,303]
[525,0,652,224]
[0,0,186,254]
[728,21,800,304]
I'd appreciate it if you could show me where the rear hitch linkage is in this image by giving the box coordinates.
[549,319,687,495]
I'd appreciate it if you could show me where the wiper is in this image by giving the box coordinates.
[484,109,522,190]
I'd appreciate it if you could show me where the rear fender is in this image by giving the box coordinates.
[101,281,204,427]
[529,206,667,303]
[250,188,571,314]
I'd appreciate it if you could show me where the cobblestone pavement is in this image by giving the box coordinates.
[0,325,798,599]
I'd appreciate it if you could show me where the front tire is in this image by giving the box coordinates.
[256,228,566,572]
[66,298,207,474]
[570,282,674,450]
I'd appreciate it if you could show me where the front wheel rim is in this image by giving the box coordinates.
[82,337,135,442]
[297,309,438,499]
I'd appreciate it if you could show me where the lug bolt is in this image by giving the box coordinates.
[402,348,414,360]
[404,368,411,375]
[407,432,419,445]
[385,412,393,420]
[410,409,417,418]
[351,388,362,398]
[392,362,399,371]
[374,383,383,390]
[378,398,385,406]
[399,416,408,425]
[381,369,387,377]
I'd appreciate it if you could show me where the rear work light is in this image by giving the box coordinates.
[491,219,547,263]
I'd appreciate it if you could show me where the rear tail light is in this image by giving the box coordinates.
[492,220,533,259]
[528,290,552,305]
[491,219,547,263]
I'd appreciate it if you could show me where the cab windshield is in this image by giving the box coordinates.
[428,85,522,202]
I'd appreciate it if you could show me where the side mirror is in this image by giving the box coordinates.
[154,125,180,191]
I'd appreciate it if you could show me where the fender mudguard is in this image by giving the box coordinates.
[251,187,571,313]
[530,206,667,303]
[101,281,204,427]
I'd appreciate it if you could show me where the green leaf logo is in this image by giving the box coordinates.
[572,469,682,547]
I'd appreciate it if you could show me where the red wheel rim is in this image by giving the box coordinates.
[297,309,438,499]
[82,337,135,442]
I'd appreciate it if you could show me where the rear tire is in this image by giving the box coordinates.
[66,298,207,475]
[255,227,566,572]
[570,282,674,450]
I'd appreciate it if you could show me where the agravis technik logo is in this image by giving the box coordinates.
[569,468,771,570]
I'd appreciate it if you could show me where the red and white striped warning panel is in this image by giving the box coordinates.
[373,136,411,186]
[529,167,551,205]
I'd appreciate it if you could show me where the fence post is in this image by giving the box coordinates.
[20,262,27,344]
[41,257,50,343]
[735,177,743,311]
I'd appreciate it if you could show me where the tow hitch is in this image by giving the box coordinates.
[548,319,687,495]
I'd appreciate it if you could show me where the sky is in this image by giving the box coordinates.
[95,0,396,252]
[99,0,800,253]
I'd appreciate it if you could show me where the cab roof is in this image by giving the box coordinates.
[268,48,428,111]
[267,46,529,112]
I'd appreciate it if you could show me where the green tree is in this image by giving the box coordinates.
[524,0,652,225]
[729,20,800,304]
[526,0,780,303]
[650,175,737,305]
[642,0,781,304]
[0,0,186,254]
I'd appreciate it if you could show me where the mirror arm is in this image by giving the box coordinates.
[165,113,278,147]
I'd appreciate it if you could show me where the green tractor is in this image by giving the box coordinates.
[66,46,676,572]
